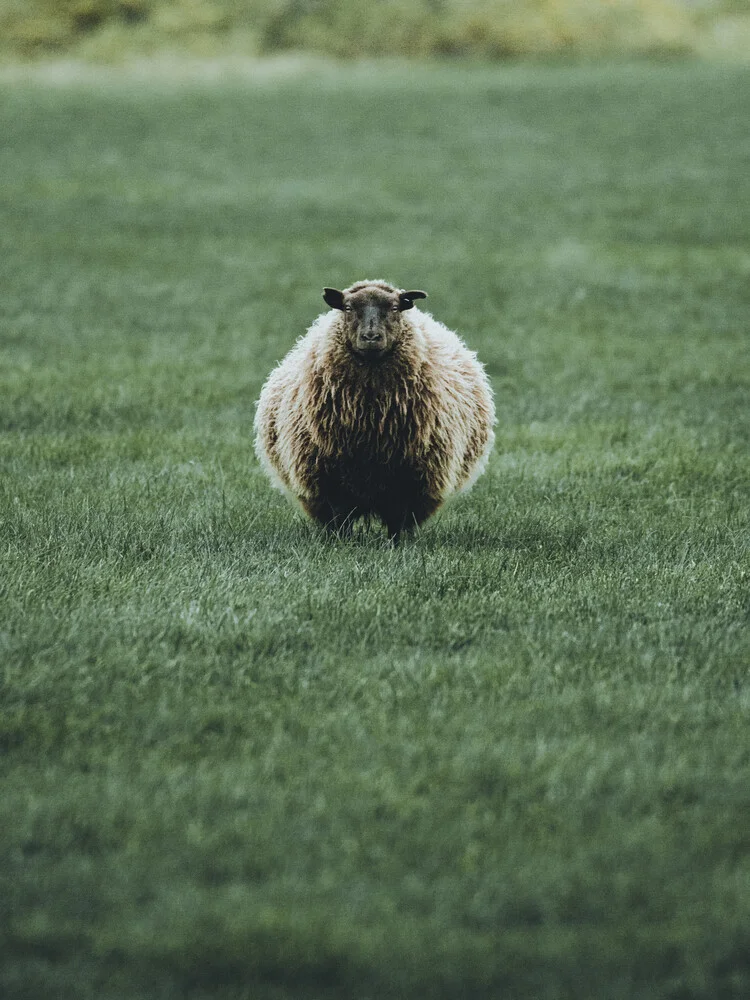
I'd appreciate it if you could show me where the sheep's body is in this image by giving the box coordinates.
[254,281,495,538]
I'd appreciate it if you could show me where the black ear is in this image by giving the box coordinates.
[398,290,428,311]
[323,287,345,310]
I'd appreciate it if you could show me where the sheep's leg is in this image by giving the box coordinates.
[381,495,441,543]
[328,505,359,538]
[301,496,335,529]
[383,513,412,545]
[383,510,420,544]
[301,495,359,538]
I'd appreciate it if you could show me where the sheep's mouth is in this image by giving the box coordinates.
[351,344,391,362]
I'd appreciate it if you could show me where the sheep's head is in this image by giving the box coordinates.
[323,282,427,361]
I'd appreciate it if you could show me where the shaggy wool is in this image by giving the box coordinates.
[254,281,495,538]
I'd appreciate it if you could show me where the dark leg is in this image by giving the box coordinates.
[328,504,360,538]
[301,495,360,538]
[380,494,441,543]
[383,513,412,544]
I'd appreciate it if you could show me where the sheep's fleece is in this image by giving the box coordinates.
[254,280,495,538]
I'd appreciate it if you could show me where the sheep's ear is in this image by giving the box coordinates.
[398,290,427,311]
[323,287,345,310]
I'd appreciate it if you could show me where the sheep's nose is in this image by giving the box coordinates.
[361,328,382,342]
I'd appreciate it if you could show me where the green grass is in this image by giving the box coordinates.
[1,60,750,999]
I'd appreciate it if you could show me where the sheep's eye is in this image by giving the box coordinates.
[392,304,399,312]
[345,305,352,313]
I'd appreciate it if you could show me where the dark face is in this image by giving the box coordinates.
[342,288,403,359]
[323,285,427,361]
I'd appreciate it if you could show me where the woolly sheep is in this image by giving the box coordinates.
[254,279,495,540]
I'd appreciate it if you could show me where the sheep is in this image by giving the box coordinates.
[254,279,495,540]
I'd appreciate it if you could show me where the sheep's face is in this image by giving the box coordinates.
[323,284,427,361]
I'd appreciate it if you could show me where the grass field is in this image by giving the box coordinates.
[1,59,749,999]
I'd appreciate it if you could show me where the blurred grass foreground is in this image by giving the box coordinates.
[2,0,749,62]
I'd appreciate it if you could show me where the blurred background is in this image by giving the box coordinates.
[2,0,749,62]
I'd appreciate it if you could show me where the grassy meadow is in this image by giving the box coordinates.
[1,60,750,998]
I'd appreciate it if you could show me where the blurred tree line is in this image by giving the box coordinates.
[1,0,747,60]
